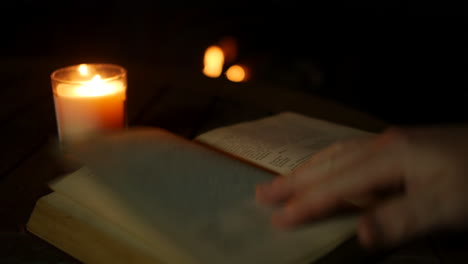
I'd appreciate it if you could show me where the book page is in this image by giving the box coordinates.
[195,112,374,175]
[27,192,162,264]
[51,127,357,264]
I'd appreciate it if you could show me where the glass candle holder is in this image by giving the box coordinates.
[51,64,127,144]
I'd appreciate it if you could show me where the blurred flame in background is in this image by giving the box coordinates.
[202,45,224,78]
[202,36,251,82]
[225,64,249,82]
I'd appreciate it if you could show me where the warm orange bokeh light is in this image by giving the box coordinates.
[226,64,249,82]
[202,45,224,78]
[78,64,89,75]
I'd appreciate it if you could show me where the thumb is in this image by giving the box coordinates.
[357,195,437,249]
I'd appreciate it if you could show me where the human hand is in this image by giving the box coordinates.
[256,126,468,249]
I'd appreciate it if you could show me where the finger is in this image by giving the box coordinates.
[298,135,375,169]
[271,191,349,229]
[269,150,405,228]
[267,127,401,203]
[358,193,438,249]
[256,137,374,205]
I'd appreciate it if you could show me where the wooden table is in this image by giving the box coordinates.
[0,58,466,263]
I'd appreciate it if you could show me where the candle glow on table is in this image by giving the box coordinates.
[51,64,127,143]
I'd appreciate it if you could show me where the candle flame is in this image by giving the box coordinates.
[78,64,89,75]
[226,64,248,82]
[72,75,120,97]
[202,45,224,78]
[91,74,102,82]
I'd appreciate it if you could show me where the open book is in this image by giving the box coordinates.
[26,112,374,264]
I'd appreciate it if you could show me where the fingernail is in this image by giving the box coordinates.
[270,177,289,195]
[255,183,266,193]
[358,221,373,249]
[272,205,296,228]
[258,178,283,194]
[358,216,383,250]
[255,184,274,203]
[271,177,284,188]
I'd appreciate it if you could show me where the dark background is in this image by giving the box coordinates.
[0,1,464,125]
[0,3,465,263]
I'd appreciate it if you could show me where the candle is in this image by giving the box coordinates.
[51,64,127,144]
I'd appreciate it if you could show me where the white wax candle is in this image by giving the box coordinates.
[53,75,126,143]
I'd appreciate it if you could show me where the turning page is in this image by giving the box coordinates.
[51,127,358,264]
